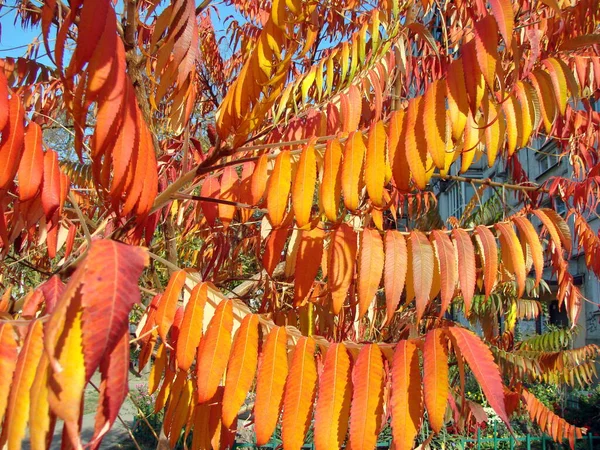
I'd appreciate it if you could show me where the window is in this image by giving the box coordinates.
[536,144,560,174]
[446,181,475,219]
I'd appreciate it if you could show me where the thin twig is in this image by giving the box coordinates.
[68,191,92,245]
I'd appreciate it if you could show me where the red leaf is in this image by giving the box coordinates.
[0,96,25,190]
[447,327,509,426]
[18,122,44,201]
[89,331,129,449]
[200,175,221,227]
[41,150,62,219]
[80,240,149,381]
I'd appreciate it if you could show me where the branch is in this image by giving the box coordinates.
[432,173,549,193]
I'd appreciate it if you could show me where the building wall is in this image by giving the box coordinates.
[435,140,600,348]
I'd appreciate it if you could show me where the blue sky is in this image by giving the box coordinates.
[0,2,239,67]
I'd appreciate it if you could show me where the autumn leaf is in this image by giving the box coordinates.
[222,313,260,429]
[176,282,208,371]
[357,228,384,318]
[328,223,357,315]
[314,343,352,450]
[282,336,318,450]
[391,340,422,450]
[196,299,234,403]
[349,344,384,450]
[155,269,187,346]
[448,327,509,426]
[267,150,292,227]
[255,326,289,445]
[423,329,449,433]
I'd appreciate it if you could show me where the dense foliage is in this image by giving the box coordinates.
[0,0,599,449]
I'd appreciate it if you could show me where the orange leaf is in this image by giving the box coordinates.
[495,222,526,298]
[391,340,422,450]
[446,59,469,141]
[388,110,411,192]
[18,122,44,201]
[262,227,289,276]
[539,208,572,253]
[384,230,407,324]
[255,326,289,445]
[176,282,208,371]
[474,226,498,299]
[543,58,578,116]
[502,94,521,156]
[489,0,514,47]
[222,314,260,429]
[219,165,239,229]
[358,228,384,318]
[430,230,457,317]
[328,223,357,315]
[512,216,544,288]
[365,120,386,206]
[528,70,557,133]
[342,131,366,212]
[196,299,234,403]
[423,329,449,433]
[409,230,434,322]
[293,226,325,307]
[28,353,53,450]
[282,336,318,450]
[423,80,447,169]
[0,96,25,190]
[155,269,187,345]
[447,327,509,426]
[314,343,352,450]
[0,323,18,425]
[1,320,44,450]
[452,229,476,313]
[483,98,505,167]
[462,39,485,117]
[267,150,291,227]
[292,140,317,228]
[148,342,167,395]
[349,343,384,450]
[405,97,431,190]
[251,153,269,205]
[48,306,86,448]
[474,15,499,91]
[320,138,343,222]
